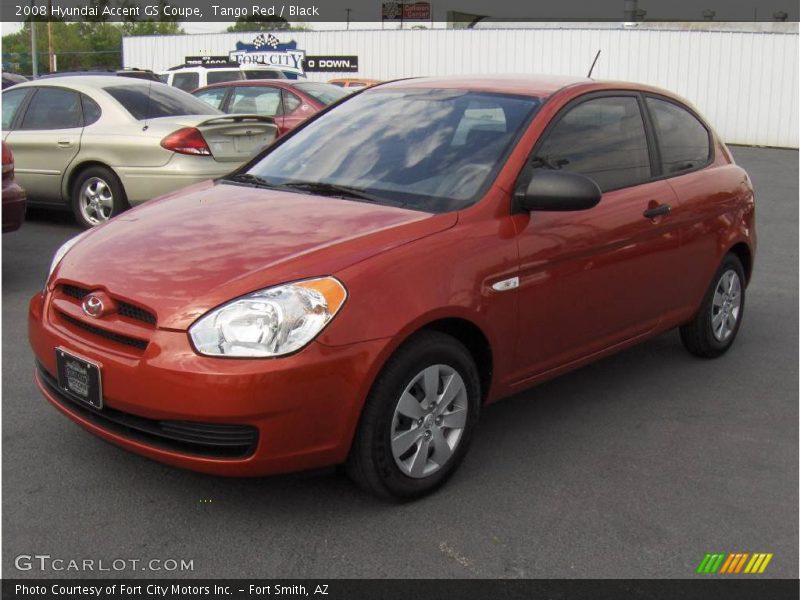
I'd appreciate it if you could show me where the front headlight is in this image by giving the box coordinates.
[189,277,347,358]
[45,232,89,289]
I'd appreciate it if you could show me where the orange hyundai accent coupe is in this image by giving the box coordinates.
[29,75,756,499]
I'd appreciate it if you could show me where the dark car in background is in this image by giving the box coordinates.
[193,80,349,136]
[2,141,26,233]
[2,72,28,89]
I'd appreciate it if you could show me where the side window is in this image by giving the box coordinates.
[206,70,244,85]
[172,72,199,92]
[647,97,711,174]
[81,94,102,126]
[534,96,651,192]
[229,86,283,116]
[194,87,228,110]
[2,88,29,129]
[282,90,302,113]
[20,88,83,130]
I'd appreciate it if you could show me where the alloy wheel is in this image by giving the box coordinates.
[711,269,742,341]
[79,177,114,225]
[390,364,468,479]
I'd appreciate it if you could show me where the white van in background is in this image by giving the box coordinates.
[160,64,294,92]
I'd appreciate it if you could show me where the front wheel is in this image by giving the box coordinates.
[346,331,481,500]
[71,166,128,228]
[680,253,746,358]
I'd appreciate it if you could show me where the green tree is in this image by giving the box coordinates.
[2,16,183,75]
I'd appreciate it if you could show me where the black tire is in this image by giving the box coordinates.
[680,253,746,358]
[71,166,128,229]
[346,331,481,501]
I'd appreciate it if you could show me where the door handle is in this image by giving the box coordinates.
[643,203,671,219]
[57,140,73,148]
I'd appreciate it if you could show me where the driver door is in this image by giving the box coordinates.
[510,93,682,382]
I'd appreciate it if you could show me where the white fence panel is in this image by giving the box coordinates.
[124,27,799,147]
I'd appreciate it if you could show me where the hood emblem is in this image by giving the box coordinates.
[82,294,105,318]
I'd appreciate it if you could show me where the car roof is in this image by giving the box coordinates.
[166,65,286,72]
[378,74,589,96]
[374,74,692,104]
[198,79,314,91]
[10,75,158,93]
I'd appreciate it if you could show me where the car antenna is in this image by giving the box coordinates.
[142,39,158,132]
[587,49,601,79]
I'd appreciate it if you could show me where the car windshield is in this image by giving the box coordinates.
[293,82,350,105]
[105,84,222,120]
[242,89,540,212]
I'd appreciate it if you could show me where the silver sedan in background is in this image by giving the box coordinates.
[1,76,277,227]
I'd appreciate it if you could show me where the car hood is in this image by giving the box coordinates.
[53,180,456,330]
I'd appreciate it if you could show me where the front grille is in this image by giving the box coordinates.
[60,285,157,326]
[58,312,149,350]
[62,284,89,300]
[118,303,156,325]
[37,363,259,459]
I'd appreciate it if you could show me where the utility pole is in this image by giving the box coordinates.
[346,8,352,30]
[47,0,55,72]
[30,8,38,77]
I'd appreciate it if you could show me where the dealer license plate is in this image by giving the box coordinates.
[55,347,103,409]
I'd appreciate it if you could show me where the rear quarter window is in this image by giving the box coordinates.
[292,82,349,105]
[647,97,711,175]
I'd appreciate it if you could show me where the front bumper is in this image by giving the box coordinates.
[29,292,389,476]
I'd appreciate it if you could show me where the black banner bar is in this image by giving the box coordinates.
[3,0,798,22]
[3,579,800,600]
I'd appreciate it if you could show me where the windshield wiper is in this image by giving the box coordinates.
[280,181,400,205]
[222,173,280,188]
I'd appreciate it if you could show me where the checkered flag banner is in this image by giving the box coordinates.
[253,34,280,49]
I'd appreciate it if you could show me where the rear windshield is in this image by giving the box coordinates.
[206,70,244,85]
[104,84,221,120]
[244,70,287,80]
[293,82,349,105]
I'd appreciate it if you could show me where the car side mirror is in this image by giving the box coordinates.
[515,170,602,212]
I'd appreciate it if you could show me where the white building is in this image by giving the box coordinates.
[123,23,799,147]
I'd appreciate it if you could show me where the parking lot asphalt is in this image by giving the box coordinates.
[2,147,797,579]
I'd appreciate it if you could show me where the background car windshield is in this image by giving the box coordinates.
[246,89,540,211]
[293,82,350,105]
[105,84,221,120]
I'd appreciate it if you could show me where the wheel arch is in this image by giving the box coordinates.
[364,314,495,406]
[727,241,753,284]
[63,160,123,203]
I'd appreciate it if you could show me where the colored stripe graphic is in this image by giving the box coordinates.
[697,553,726,573]
[699,552,773,574]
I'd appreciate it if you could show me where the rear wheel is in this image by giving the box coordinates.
[680,254,746,358]
[71,166,128,228]
[346,331,481,500]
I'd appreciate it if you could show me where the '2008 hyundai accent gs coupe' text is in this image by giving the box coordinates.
[29,75,756,500]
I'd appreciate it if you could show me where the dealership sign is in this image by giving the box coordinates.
[304,56,359,72]
[382,2,431,20]
[228,34,306,75]
[185,36,359,75]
